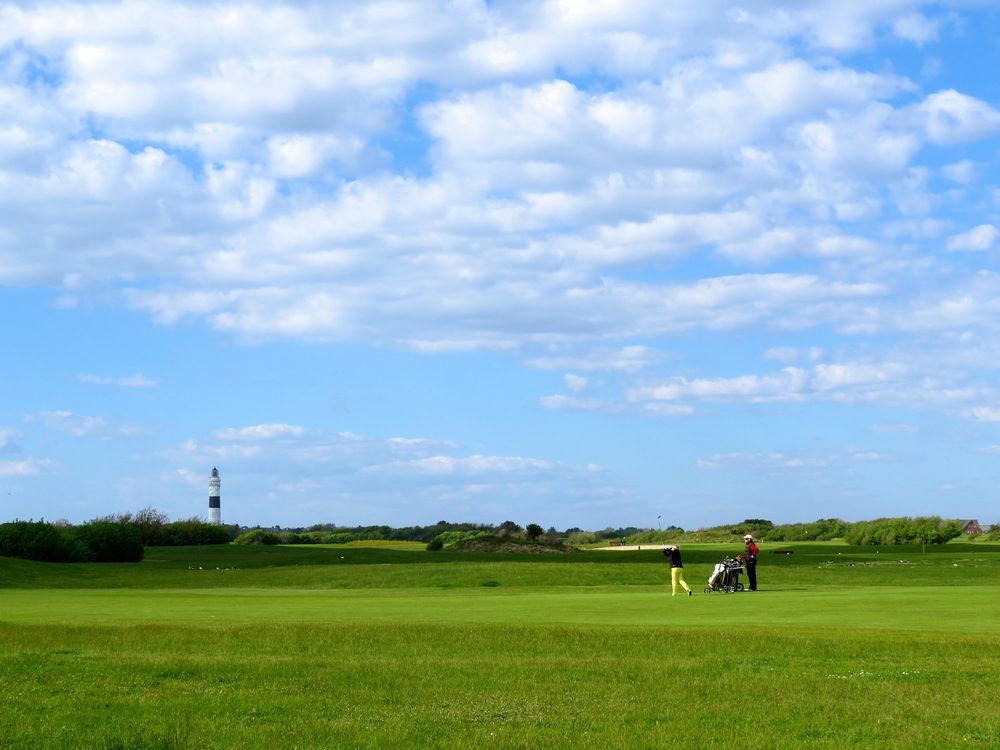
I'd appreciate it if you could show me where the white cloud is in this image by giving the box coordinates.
[811,362,907,391]
[387,436,456,449]
[0,459,41,477]
[941,159,975,184]
[214,424,306,441]
[892,13,939,45]
[847,448,889,462]
[640,403,696,417]
[870,422,919,433]
[30,411,147,439]
[629,367,809,403]
[696,452,828,470]
[524,347,667,373]
[763,346,824,363]
[911,90,1000,145]
[946,224,998,253]
[622,354,979,412]
[79,373,157,388]
[539,394,603,411]
[564,374,588,392]
[2,0,1000,442]
[697,446,890,472]
[266,133,365,178]
[972,407,1000,423]
[365,454,556,476]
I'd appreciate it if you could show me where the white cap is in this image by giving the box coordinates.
[743,534,753,540]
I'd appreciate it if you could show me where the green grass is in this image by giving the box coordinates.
[2,542,1000,749]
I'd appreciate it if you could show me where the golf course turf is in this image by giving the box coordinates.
[2,541,999,748]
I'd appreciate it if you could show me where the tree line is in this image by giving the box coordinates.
[0,508,235,563]
[1,511,992,563]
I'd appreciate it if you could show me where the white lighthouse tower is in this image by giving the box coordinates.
[208,467,221,525]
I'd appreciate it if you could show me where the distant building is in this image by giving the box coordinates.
[958,519,981,534]
[208,467,221,525]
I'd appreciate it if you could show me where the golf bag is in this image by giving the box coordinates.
[704,557,744,593]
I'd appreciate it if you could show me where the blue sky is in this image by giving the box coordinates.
[2,0,1000,531]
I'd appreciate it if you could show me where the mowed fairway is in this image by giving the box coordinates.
[3,543,1000,749]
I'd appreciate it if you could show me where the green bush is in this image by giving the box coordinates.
[426,537,444,551]
[158,519,234,546]
[72,522,145,562]
[95,508,235,546]
[233,530,281,545]
[0,520,87,562]
[842,517,962,547]
[432,530,485,547]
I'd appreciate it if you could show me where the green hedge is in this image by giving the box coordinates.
[0,520,144,563]
[0,521,87,562]
[71,522,144,562]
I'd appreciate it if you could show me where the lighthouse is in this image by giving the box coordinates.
[208,467,221,525]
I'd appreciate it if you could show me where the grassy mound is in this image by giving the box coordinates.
[447,534,575,554]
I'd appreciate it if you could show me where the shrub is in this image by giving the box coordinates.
[426,537,444,551]
[327,532,358,544]
[159,519,234,546]
[983,524,1000,542]
[841,517,963,548]
[448,534,572,553]
[130,506,170,545]
[432,530,485,547]
[72,522,145,562]
[233,529,281,545]
[0,520,87,562]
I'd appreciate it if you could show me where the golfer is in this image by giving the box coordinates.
[662,544,692,596]
[743,534,759,591]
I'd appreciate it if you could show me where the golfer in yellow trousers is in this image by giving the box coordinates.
[662,544,692,596]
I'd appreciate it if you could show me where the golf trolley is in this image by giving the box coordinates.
[704,557,744,593]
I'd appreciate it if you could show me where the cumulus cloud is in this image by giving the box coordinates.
[911,90,1000,145]
[892,13,939,45]
[630,368,809,404]
[971,407,1000,423]
[947,224,998,252]
[1,0,1000,437]
[622,354,982,412]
